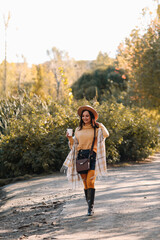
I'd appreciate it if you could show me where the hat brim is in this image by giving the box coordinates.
[77,105,98,120]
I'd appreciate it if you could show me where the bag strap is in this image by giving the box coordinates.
[89,127,96,156]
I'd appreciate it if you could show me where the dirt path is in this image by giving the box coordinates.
[0,153,160,240]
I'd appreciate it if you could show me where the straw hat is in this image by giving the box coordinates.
[77,105,98,120]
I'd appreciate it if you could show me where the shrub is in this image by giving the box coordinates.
[0,93,159,179]
[97,101,159,163]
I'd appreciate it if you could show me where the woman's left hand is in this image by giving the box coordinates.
[92,119,99,127]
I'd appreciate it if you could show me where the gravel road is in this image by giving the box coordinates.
[0,153,160,240]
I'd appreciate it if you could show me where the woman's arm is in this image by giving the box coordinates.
[98,123,109,138]
[68,136,74,149]
[67,127,78,149]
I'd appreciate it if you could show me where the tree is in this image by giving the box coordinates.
[32,64,45,97]
[116,12,160,108]
[91,51,114,70]
[46,47,69,99]
[2,12,11,97]
[72,66,128,102]
[16,54,27,91]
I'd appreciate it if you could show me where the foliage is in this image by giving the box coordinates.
[116,11,160,108]
[96,101,159,163]
[32,64,45,97]
[71,66,129,102]
[0,91,78,178]
[0,50,114,101]
[0,92,159,179]
[90,51,114,70]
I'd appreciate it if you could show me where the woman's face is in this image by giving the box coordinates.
[82,110,91,125]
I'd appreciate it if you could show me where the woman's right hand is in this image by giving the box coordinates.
[66,132,72,140]
[66,130,74,149]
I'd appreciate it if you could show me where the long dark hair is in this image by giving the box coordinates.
[79,110,98,130]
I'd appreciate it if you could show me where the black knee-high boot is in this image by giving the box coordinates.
[84,189,88,203]
[87,188,95,216]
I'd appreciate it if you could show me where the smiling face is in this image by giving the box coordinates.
[82,110,91,125]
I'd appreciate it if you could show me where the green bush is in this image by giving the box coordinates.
[97,101,159,163]
[0,93,159,179]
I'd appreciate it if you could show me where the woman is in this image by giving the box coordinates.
[61,105,109,216]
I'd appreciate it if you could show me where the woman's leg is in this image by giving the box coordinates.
[80,173,88,204]
[80,170,96,189]
[80,173,87,189]
[86,170,96,188]
[86,170,96,216]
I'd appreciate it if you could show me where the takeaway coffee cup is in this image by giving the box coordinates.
[67,128,73,137]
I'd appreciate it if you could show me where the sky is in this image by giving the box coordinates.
[0,0,157,65]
